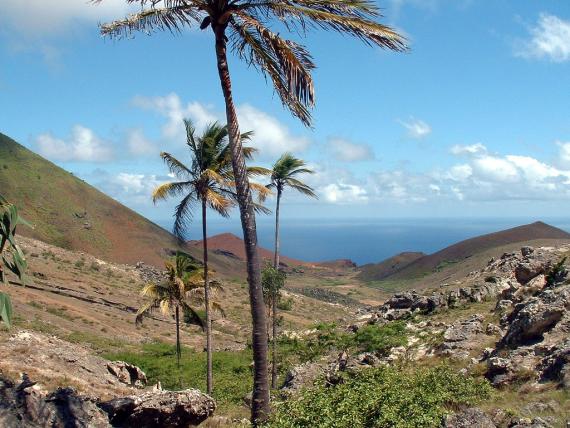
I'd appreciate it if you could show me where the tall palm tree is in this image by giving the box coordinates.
[152,119,268,394]
[266,153,316,388]
[98,1,406,421]
[136,252,205,368]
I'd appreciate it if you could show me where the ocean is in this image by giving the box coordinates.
[155,217,570,266]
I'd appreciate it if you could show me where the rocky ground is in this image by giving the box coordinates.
[1,241,569,426]
[282,244,570,427]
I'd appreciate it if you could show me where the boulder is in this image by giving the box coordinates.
[515,261,549,285]
[0,375,110,428]
[100,389,216,427]
[501,297,565,347]
[443,408,496,428]
[107,361,147,388]
[521,246,535,257]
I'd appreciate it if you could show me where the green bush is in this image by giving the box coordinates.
[353,321,408,354]
[277,297,294,311]
[266,366,492,428]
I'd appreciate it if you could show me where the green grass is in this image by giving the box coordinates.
[105,342,253,415]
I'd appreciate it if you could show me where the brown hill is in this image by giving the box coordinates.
[358,252,425,281]
[0,132,233,270]
[189,233,306,267]
[360,221,570,282]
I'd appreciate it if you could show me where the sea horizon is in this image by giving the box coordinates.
[154,216,570,265]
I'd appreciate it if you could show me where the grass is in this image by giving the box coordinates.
[105,342,253,417]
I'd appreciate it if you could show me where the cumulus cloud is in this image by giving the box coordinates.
[133,93,310,159]
[320,182,368,204]
[516,13,570,62]
[326,138,374,162]
[443,143,570,200]
[35,125,113,162]
[0,0,132,36]
[557,141,570,166]
[127,129,158,157]
[399,118,432,139]
[450,143,487,156]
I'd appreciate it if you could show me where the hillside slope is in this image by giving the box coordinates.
[189,232,307,267]
[360,222,570,282]
[0,133,229,268]
[358,252,425,281]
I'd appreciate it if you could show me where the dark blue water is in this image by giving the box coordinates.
[155,217,570,266]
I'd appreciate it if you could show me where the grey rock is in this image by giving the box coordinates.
[443,408,496,428]
[101,389,216,427]
[521,246,535,257]
[0,375,110,428]
[107,361,147,388]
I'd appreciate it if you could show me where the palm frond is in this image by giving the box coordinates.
[205,188,233,217]
[99,5,201,39]
[286,177,318,198]
[152,181,192,203]
[160,152,192,178]
[230,12,315,126]
[181,302,205,331]
[173,192,196,239]
[260,1,407,51]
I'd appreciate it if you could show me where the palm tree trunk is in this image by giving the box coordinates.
[214,25,270,424]
[271,188,282,389]
[202,199,213,395]
[175,305,181,369]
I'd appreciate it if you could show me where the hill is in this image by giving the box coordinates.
[359,221,570,282]
[189,232,306,267]
[358,252,425,281]
[0,133,230,269]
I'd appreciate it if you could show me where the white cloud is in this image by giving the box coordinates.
[450,143,487,156]
[516,13,570,62]
[321,183,368,204]
[127,129,158,157]
[237,104,310,158]
[399,118,432,139]
[326,138,374,162]
[0,0,132,36]
[133,93,310,159]
[557,141,570,166]
[35,125,113,162]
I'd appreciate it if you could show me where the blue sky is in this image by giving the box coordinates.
[1,0,570,232]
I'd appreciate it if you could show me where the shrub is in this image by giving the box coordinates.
[353,321,408,354]
[277,297,294,311]
[74,259,85,268]
[266,366,492,428]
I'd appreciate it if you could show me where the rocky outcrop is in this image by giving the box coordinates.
[0,374,216,428]
[0,331,144,398]
[439,314,485,359]
[101,389,216,427]
[0,375,110,428]
[443,408,496,428]
[107,361,147,388]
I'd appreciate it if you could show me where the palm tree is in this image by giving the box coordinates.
[136,252,205,368]
[98,1,406,421]
[152,119,268,395]
[266,153,316,388]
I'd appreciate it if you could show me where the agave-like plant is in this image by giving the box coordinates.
[0,195,30,328]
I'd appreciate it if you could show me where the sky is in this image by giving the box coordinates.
[1,0,570,233]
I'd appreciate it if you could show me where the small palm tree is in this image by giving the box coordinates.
[136,252,205,368]
[98,1,406,421]
[152,119,269,394]
[267,153,316,388]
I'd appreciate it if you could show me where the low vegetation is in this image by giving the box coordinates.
[266,366,493,428]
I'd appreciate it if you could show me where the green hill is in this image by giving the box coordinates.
[0,132,235,270]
